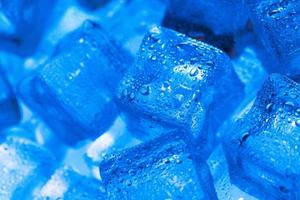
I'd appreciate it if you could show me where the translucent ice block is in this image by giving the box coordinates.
[245,0,300,73]
[100,131,217,199]
[224,74,300,199]
[19,20,132,145]
[116,26,244,155]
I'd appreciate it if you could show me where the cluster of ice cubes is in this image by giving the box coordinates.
[0,0,299,199]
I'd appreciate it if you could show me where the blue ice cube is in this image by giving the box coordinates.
[19,20,132,145]
[0,72,20,130]
[0,136,54,199]
[35,166,105,199]
[116,26,244,154]
[164,0,249,35]
[246,0,300,73]
[0,0,57,56]
[224,74,300,199]
[99,131,217,199]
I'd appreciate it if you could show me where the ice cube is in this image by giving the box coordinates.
[224,74,300,199]
[99,131,217,199]
[116,26,244,155]
[19,20,132,145]
[246,0,300,73]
